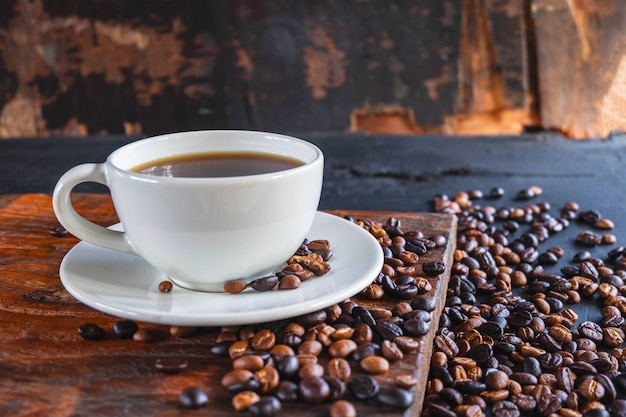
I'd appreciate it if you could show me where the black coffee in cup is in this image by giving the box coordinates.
[131,152,304,178]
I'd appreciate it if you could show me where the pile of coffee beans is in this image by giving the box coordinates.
[223,239,333,294]
[426,186,626,417]
[209,215,453,415]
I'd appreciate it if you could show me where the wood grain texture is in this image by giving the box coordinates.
[534,0,626,138]
[0,194,456,416]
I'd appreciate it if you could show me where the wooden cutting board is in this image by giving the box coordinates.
[0,194,456,417]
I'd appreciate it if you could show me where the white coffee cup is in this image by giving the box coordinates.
[53,130,324,292]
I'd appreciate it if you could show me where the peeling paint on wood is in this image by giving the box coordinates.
[0,0,624,138]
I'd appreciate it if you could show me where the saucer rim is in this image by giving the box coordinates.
[59,211,383,326]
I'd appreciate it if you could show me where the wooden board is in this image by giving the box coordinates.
[0,194,456,416]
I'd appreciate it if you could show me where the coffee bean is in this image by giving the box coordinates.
[579,321,604,342]
[423,261,446,276]
[360,356,389,374]
[133,328,157,343]
[491,400,520,417]
[178,387,208,409]
[330,400,357,417]
[77,323,106,341]
[231,390,261,412]
[249,396,281,417]
[299,376,330,404]
[249,275,279,292]
[158,280,173,293]
[112,320,139,339]
[275,381,298,402]
[348,375,379,400]
[375,386,414,409]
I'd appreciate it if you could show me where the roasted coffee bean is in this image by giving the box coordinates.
[249,276,279,292]
[296,310,327,328]
[298,376,329,404]
[360,355,390,374]
[232,390,261,412]
[423,261,446,276]
[155,357,188,374]
[133,328,157,343]
[249,396,281,417]
[374,386,414,410]
[324,375,346,400]
[77,323,106,341]
[275,354,299,379]
[348,375,379,400]
[491,400,520,417]
[403,319,430,336]
[179,387,209,409]
[452,380,486,395]
[375,321,403,340]
[112,320,138,339]
[327,357,351,381]
[330,400,357,417]
[276,380,299,402]
[578,321,604,342]
[49,225,68,237]
[158,280,173,293]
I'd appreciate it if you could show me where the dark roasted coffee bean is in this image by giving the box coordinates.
[375,321,403,340]
[476,321,504,339]
[77,323,106,340]
[276,381,298,402]
[352,306,376,328]
[578,321,603,342]
[113,320,139,339]
[211,340,233,356]
[411,295,436,311]
[405,240,428,255]
[249,396,281,417]
[452,380,486,395]
[299,376,330,403]
[249,276,279,292]
[324,375,346,401]
[352,343,381,362]
[521,357,541,376]
[466,343,492,364]
[403,319,431,336]
[276,355,299,379]
[536,393,561,415]
[296,310,327,328]
[348,375,379,400]
[491,400,520,417]
[423,261,446,276]
[375,386,414,410]
[179,387,208,409]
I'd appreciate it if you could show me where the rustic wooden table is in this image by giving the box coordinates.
[1,132,626,416]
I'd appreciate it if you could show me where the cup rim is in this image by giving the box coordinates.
[106,130,323,182]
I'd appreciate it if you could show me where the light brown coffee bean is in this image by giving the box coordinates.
[158,280,173,293]
[298,339,323,356]
[133,328,157,343]
[222,369,254,388]
[254,365,280,393]
[233,354,265,371]
[360,356,390,374]
[327,357,352,381]
[330,400,357,417]
[231,391,260,412]
[251,329,276,351]
[328,339,358,358]
[382,340,404,362]
[224,281,247,294]
[170,325,197,338]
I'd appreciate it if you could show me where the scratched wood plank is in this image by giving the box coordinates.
[0,194,456,417]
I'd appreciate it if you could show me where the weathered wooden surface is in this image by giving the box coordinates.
[534,0,626,138]
[0,194,456,416]
[0,0,537,138]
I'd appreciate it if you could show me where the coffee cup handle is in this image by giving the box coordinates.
[52,163,137,255]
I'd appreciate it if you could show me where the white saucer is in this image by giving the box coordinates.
[59,212,383,326]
